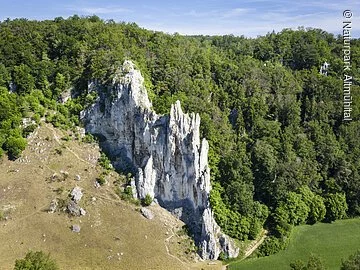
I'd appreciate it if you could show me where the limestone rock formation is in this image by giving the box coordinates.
[70,186,83,203]
[81,60,239,259]
[141,207,154,220]
[67,186,86,216]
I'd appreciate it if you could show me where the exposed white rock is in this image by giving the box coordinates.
[72,224,81,233]
[140,207,154,220]
[48,199,58,213]
[67,200,81,216]
[80,208,87,216]
[81,60,239,259]
[59,87,72,104]
[71,186,83,203]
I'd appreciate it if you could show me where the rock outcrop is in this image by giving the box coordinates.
[141,207,154,220]
[67,186,86,216]
[81,60,239,259]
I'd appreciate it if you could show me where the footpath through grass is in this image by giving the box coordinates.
[229,218,360,270]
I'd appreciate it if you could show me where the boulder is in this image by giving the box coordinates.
[67,200,81,216]
[71,186,83,203]
[140,207,154,220]
[72,224,81,233]
[79,208,86,216]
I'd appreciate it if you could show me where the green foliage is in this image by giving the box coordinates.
[298,186,326,224]
[98,153,113,171]
[4,136,27,159]
[0,63,10,87]
[210,182,266,240]
[123,186,133,198]
[341,250,360,270]
[324,193,348,222]
[276,192,309,226]
[118,186,140,205]
[96,174,106,186]
[13,64,35,95]
[290,254,327,270]
[218,251,228,261]
[46,112,69,129]
[258,236,289,256]
[82,133,96,143]
[53,73,66,99]
[268,187,326,253]
[22,124,37,137]
[14,251,59,270]
[142,194,153,206]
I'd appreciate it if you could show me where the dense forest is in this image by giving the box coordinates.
[0,15,359,256]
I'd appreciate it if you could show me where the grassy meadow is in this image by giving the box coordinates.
[229,218,360,270]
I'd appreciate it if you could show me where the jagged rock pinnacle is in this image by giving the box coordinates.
[81,60,239,259]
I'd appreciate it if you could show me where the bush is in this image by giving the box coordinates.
[308,195,326,224]
[248,218,263,239]
[340,250,360,270]
[282,192,310,225]
[324,193,348,222]
[290,254,327,270]
[4,136,27,159]
[22,124,37,137]
[31,113,41,124]
[298,186,326,224]
[218,251,228,261]
[142,194,153,206]
[121,186,134,200]
[119,186,140,205]
[98,153,113,171]
[258,235,289,256]
[61,135,71,141]
[14,251,58,270]
[96,174,106,186]
[82,133,95,143]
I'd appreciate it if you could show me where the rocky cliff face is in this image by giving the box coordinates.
[81,60,239,260]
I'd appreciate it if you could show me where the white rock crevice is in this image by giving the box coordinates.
[81,60,239,259]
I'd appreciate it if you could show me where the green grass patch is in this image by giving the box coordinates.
[229,218,360,270]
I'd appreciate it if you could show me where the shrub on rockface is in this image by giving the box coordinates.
[142,194,153,206]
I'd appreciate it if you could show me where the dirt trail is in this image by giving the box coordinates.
[45,125,96,168]
[164,225,191,269]
[222,230,268,270]
[243,231,267,258]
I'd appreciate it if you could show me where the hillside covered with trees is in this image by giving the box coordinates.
[0,15,359,256]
